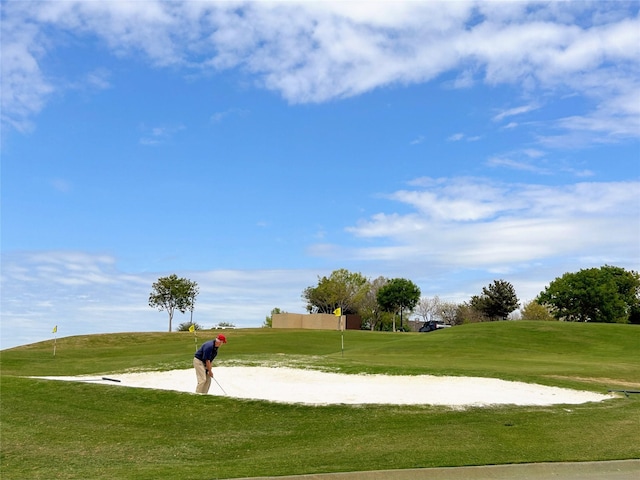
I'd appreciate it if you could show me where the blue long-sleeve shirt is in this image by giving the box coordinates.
[194,340,219,365]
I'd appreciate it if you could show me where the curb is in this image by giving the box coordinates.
[232,460,640,480]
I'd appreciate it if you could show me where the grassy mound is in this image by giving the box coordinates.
[1,322,638,479]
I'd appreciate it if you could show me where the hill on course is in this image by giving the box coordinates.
[1,321,638,479]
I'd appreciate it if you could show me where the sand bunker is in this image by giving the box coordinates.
[35,367,614,407]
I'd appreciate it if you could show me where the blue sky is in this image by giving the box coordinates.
[2,1,639,349]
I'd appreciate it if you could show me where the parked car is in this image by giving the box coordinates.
[419,321,451,332]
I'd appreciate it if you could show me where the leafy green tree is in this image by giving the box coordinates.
[214,322,236,328]
[376,278,421,331]
[471,279,519,321]
[263,307,284,328]
[375,311,398,331]
[149,274,199,332]
[358,276,389,331]
[303,269,369,315]
[177,321,203,331]
[520,300,555,321]
[538,265,640,323]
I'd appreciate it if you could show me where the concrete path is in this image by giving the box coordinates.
[234,460,640,480]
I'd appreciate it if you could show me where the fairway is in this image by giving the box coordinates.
[1,322,639,480]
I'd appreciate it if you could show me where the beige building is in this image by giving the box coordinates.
[273,313,362,330]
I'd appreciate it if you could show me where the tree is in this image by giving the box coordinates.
[177,321,203,331]
[214,322,236,328]
[374,311,398,332]
[263,307,284,328]
[439,301,460,325]
[376,278,421,331]
[456,301,488,324]
[471,279,519,321]
[149,274,199,332]
[302,269,369,315]
[520,300,555,321]
[538,265,640,323]
[359,276,389,331]
[415,296,441,323]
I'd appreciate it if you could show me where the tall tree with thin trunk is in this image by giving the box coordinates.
[359,276,389,331]
[149,274,199,332]
[377,278,421,331]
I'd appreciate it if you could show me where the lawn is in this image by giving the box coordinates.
[1,322,639,479]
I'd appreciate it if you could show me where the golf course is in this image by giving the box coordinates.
[1,321,639,479]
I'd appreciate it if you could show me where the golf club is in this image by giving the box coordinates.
[102,377,121,382]
[608,389,640,397]
[78,377,121,383]
[212,376,227,395]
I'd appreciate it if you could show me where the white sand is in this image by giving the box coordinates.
[36,366,614,407]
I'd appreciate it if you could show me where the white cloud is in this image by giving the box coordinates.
[210,108,249,123]
[486,156,550,174]
[1,3,639,349]
[486,149,552,174]
[83,68,112,91]
[2,1,638,144]
[0,20,54,133]
[49,178,73,193]
[138,124,186,146]
[493,103,540,122]
[2,176,638,349]
[344,177,640,272]
[0,251,313,349]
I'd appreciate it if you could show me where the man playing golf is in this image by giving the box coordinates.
[194,334,227,394]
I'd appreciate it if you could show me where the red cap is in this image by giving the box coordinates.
[216,334,227,344]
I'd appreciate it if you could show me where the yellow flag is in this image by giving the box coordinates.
[52,325,57,333]
[333,308,341,317]
[188,324,195,333]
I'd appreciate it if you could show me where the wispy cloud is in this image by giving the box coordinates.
[447,132,481,142]
[83,68,111,91]
[1,2,638,350]
[486,149,550,175]
[139,124,186,146]
[0,251,314,349]
[210,108,249,123]
[486,156,550,174]
[2,174,638,349]
[49,178,72,193]
[343,177,640,272]
[0,21,54,133]
[2,1,638,146]
[493,103,540,122]
[486,149,595,177]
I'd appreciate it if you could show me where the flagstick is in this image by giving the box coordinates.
[53,334,57,357]
[334,308,345,357]
[340,314,345,357]
[190,308,198,352]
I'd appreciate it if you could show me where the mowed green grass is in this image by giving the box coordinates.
[1,322,639,480]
